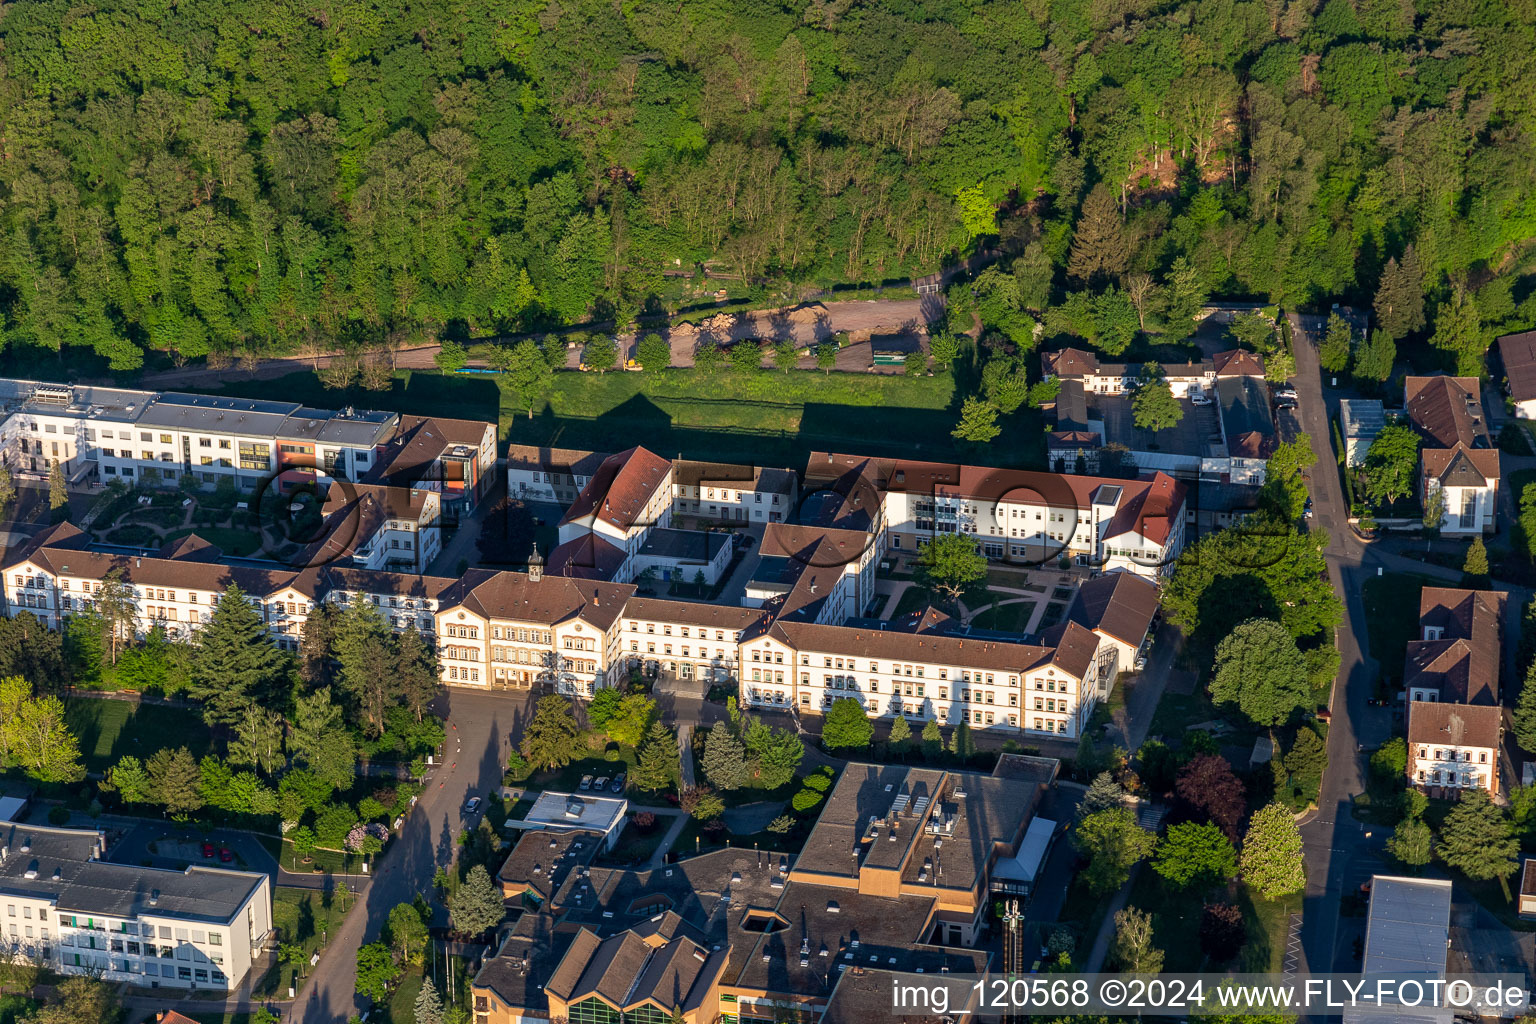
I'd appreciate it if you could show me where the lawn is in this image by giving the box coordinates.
[968,599,1038,634]
[386,965,425,1024]
[65,699,212,773]
[161,525,265,557]
[203,365,1049,470]
[1129,871,1299,973]
[1361,572,1429,686]
[263,885,348,996]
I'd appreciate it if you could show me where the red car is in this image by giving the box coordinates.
[218,848,233,864]
[201,842,215,859]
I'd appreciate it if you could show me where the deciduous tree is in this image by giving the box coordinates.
[1241,803,1306,899]
[916,534,988,600]
[822,697,874,753]
[1211,619,1310,727]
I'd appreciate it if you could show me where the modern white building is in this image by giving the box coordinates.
[0,378,496,513]
[0,824,271,991]
[516,792,630,853]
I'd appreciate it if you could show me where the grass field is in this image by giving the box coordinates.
[64,699,211,773]
[1129,872,1299,973]
[204,365,1049,470]
[1361,572,1429,685]
[263,885,348,996]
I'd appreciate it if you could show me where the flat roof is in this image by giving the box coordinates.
[638,528,730,563]
[1339,398,1386,438]
[1345,876,1453,1024]
[0,823,265,924]
[523,792,628,835]
[992,817,1056,885]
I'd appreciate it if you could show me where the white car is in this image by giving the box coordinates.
[1190,390,1212,406]
[463,796,482,815]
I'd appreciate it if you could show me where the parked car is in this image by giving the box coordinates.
[218,848,233,864]
[579,775,594,791]
[464,796,482,815]
[610,773,626,793]
[201,842,215,859]
[593,777,610,791]
[1190,387,1212,406]
[1303,497,1314,519]
[1133,651,1148,672]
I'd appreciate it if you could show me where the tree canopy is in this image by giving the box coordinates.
[0,0,1527,377]
[1210,618,1312,727]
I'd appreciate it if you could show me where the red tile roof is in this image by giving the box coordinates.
[560,446,673,531]
[1212,349,1266,377]
[1499,331,1536,403]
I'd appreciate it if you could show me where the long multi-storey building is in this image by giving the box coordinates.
[4,439,1171,738]
[0,378,496,512]
[0,823,271,992]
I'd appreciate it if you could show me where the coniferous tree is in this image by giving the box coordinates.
[451,865,506,936]
[297,602,337,687]
[191,584,284,727]
[1438,789,1518,882]
[701,721,749,791]
[1352,330,1397,386]
[289,687,356,789]
[887,713,912,752]
[332,601,397,737]
[1159,257,1206,341]
[520,695,582,770]
[147,746,204,816]
[921,719,943,758]
[1374,248,1425,341]
[634,720,680,792]
[1462,537,1490,580]
[1513,663,1536,753]
[47,460,67,512]
[1079,771,1126,818]
[1067,185,1130,283]
[395,623,439,722]
[413,977,445,1024]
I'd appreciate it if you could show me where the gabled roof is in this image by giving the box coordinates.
[450,571,635,632]
[1040,348,1100,378]
[1212,349,1266,377]
[1064,571,1159,647]
[156,533,225,563]
[1404,375,1494,452]
[505,443,610,478]
[560,446,673,531]
[1409,587,1504,703]
[366,414,492,485]
[7,544,297,596]
[1499,331,1536,403]
[546,533,626,581]
[1406,701,1501,750]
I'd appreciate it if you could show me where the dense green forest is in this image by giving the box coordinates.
[2,0,1535,373]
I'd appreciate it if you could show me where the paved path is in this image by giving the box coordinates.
[645,809,690,871]
[1083,864,1140,971]
[292,688,538,1023]
[1104,620,1188,752]
[677,724,696,790]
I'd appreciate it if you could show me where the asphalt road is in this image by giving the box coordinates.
[292,688,538,1023]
